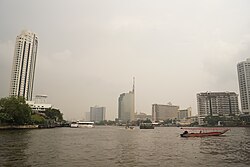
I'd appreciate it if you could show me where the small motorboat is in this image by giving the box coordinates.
[70,121,78,128]
[180,127,230,137]
[125,126,135,130]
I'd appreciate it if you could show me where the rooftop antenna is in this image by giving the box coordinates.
[133,77,135,93]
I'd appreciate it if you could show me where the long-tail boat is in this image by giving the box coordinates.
[180,127,230,137]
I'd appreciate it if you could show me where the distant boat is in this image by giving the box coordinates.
[70,121,95,128]
[139,123,154,129]
[77,121,95,128]
[70,121,78,128]
[125,125,135,130]
[180,127,230,137]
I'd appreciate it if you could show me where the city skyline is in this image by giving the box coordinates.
[1,0,250,120]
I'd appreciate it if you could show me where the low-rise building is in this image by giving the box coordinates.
[26,95,52,113]
[135,112,152,121]
[177,115,198,126]
[178,107,192,120]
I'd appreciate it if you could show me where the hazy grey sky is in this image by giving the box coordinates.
[1,0,250,120]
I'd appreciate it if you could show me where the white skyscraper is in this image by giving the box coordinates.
[237,58,250,114]
[9,30,38,101]
[118,78,135,122]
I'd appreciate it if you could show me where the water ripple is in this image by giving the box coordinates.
[0,127,250,166]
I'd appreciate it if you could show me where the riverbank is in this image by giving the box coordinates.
[0,125,39,130]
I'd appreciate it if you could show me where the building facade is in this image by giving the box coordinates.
[237,58,250,114]
[135,112,152,121]
[26,95,52,113]
[178,107,192,120]
[90,106,106,122]
[197,92,239,117]
[118,79,135,123]
[9,30,38,101]
[152,103,179,122]
[118,91,135,122]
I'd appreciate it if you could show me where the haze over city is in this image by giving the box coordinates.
[1,0,250,120]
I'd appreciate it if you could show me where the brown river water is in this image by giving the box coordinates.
[0,126,250,167]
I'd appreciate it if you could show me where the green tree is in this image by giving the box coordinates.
[164,119,173,124]
[31,114,46,124]
[143,118,152,123]
[0,112,13,124]
[0,96,31,125]
[44,108,63,121]
[204,116,222,126]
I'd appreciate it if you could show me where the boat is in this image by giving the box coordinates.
[180,127,230,137]
[77,121,95,128]
[125,125,135,130]
[139,123,154,129]
[70,121,78,128]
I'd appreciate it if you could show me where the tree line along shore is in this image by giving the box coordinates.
[0,96,66,129]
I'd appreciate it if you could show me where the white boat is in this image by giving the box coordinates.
[70,121,78,128]
[77,121,95,128]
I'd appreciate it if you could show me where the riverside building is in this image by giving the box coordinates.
[152,103,179,122]
[135,112,152,121]
[178,107,192,120]
[118,79,135,123]
[9,30,38,101]
[237,58,250,114]
[90,106,106,122]
[197,92,239,125]
[26,95,52,113]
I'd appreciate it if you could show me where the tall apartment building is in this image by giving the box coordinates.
[152,103,179,122]
[197,92,239,117]
[237,58,250,114]
[90,106,106,122]
[118,79,135,122]
[9,30,38,101]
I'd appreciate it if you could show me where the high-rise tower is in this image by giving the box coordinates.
[237,58,250,114]
[118,78,135,122]
[9,30,38,101]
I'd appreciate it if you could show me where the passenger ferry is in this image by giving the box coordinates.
[70,121,95,128]
[78,121,95,128]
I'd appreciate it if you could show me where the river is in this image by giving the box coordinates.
[0,126,250,167]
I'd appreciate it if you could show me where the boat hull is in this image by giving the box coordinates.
[180,129,229,137]
[181,132,222,137]
[70,121,95,128]
[78,125,94,128]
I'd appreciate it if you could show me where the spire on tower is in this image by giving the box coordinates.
[133,77,135,93]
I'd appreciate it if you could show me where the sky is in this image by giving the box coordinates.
[1,0,250,120]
